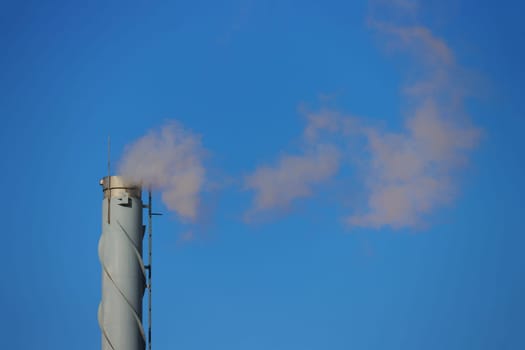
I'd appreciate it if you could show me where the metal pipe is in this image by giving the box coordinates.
[98,176,146,350]
[147,190,152,350]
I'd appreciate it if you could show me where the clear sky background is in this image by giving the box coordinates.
[1,1,524,349]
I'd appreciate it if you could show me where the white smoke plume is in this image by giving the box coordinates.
[244,1,481,229]
[347,4,481,228]
[243,109,343,219]
[118,121,206,222]
[348,100,480,228]
[245,143,340,217]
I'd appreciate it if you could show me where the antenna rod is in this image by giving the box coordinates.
[107,136,111,224]
[147,189,153,350]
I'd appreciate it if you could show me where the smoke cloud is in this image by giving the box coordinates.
[119,121,206,222]
[348,9,481,228]
[348,100,480,228]
[244,1,481,229]
[118,2,481,230]
[244,143,340,218]
[243,109,345,219]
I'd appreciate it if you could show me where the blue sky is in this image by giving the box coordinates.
[1,1,524,349]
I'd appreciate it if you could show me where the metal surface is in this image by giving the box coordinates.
[107,137,111,224]
[145,190,162,350]
[100,176,142,199]
[98,176,146,350]
[147,190,152,350]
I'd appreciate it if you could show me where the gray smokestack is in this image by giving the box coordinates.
[98,176,146,350]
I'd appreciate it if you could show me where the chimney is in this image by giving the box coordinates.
[98,176,146,350]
